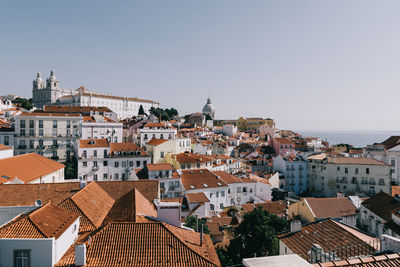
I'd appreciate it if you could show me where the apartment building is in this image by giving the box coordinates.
[77,139,151,181]
[81,115,123,142]
[144,163,182,198]
[165,152,214,171]
[145,137,191,163]
[307,154,391,197]
[273,154,307,195]
[14,112,82,161]
[138,122,177,146]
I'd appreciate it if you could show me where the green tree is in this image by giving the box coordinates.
[217,207,288,266]
[138,105,145,115]
[64,156,78,179]
[13,97,33,110]
[184,216,210,234]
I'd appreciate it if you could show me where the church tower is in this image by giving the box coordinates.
[46,69,59,90]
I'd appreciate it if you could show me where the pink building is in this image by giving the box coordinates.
[270,137,296,155]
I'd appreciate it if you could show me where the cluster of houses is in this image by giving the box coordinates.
[0,70,400,266]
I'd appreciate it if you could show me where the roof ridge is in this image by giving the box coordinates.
[160,222,218,266]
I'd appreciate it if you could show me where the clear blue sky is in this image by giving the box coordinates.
[1,1,400,131]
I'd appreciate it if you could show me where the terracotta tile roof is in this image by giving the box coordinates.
[313,252,400,266]
[362,192,400,221]
[96,180,159,202]
[146,163,174,171]
[0,182,80,206]
[144,122,171,128]
[160,197,184,204]
[146,138,169,146]
[186,192,210,203]
[213,171,241,184]
[274,137,295,145]
[208,217,234,226]
[58,198,96,233]
[279,219,377,262]
[82,115,116,123]
[0,153,65,184]
[206,222,224,237]
[104,188,157,224]
[0,203,78,239]
[56,222,220,267]
[79,138,109,148]
[241,201,287,216]
[71,182,115,228]
[44,105,113,113]
[174,153,214,164]
[304,197,358,218]
[380,136,400,150]
[0,144,12,151]
[181,169,228,190]
[328,157,389,166]
[110,142,149,155]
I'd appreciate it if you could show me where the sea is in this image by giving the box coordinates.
[296,130,400,148]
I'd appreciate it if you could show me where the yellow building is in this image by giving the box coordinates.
[236,117,275,132]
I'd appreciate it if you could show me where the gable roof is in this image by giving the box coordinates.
[362,191,400,221]
[213,171,241,184]
[146,138,169,146]
[304,197,358,218]
[79,138,109,148]
[381,136,400,150]
[56,222,220,267]
[110,142,148,155]
[0,153,65,184]
[0,203,78,239]
[146,163,174,171]
[174,153,214,164]
[0,182,80,206]
[186,192,210,203]
[279,219,377,262]
[181,169,227,190]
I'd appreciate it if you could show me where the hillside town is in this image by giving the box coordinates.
[0,70,399,266]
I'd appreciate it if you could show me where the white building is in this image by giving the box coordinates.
[222,124,237,136]
[0,203,80,267]
[180,169,228,212]
[14,112,82,161]
[32,70,159,119]
[145,137,191,164]
[145,163,183,198]
[81,115,123,142]
[0,124,14,147]
[214,171,271,206]
[139,123,177,146]
[365,136,400,185]
[0,153,65,184]
[77,139,151,181]
[0,144,13,159]
[308,154,391,197]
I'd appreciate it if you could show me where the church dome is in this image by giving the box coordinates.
[202,97,215,119]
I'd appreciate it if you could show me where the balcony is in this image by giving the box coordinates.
[369,181,376,185]
[18,145,27,149]
[379,181,385,185]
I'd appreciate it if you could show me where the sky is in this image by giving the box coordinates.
[1,1,400,131]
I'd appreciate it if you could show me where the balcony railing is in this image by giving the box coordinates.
[18,145,27,149]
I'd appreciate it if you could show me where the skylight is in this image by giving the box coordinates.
[217,182,222,186]
[203,184,208,187]
[190,185,195,189]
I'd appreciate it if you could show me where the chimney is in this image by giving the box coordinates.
[75,244,86,266]
[290,220,301,233]
[310,244,323,263]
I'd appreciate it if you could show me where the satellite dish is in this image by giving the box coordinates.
[34,199,42,207]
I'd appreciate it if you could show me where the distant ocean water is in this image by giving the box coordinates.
[297,130,400,148]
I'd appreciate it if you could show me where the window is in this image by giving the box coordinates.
[243,187,247,193]
[136,161,140,167]
[129,161,133,167]
[103,160,108,166]
[39,129,43,137]
[197,163,200,168]
[39,120,43,128]
[52,129,57,137]
[237,187,241,193]
[337,166,340,171]
[115,162,119,167]
[160,182,164,188]
[220,203,224,209]
[114,173,119,180]
[114,137,117,142]
[29,120,34,128]
[210,193,213,198]
[93,161,98,167]
[94,174,98,181]
[53,140,57,147]
[38,139,43,146]
[20,129,25,136]
[216,192,219,197]
[366,168,370,174]
[345,168,348,174]
[355,168,359,174]
[122,161,126,167]
[221,191,225,197]
[83,162,88,167]
[94,150,97,157]
[29,140,34,149]
[103,173,108,179]
[20,120,25,128]
[228,188,231,194]
[4,136,9,145]
[160,152,164,158]
[53,120,57,128]
[14,249,30,267]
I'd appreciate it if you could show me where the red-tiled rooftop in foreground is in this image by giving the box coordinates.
[55,222,220,267]
[304,197,358,218]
